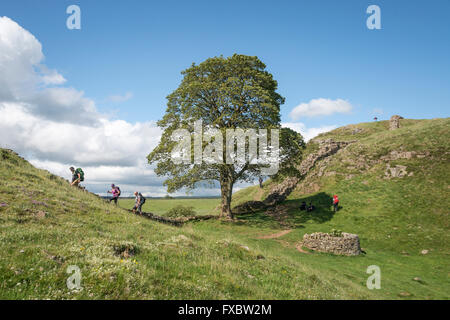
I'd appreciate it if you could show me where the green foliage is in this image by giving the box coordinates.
[275,127,306,178]
[165,205,197,218]
[148,54,304,217]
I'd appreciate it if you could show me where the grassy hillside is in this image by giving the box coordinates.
[232,118,450,299]
[0,149,376,299]
[1,117,449,299]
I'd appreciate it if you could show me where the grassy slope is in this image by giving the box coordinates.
[0,118,448,299]
[232,118,450,299]
[0,149,376,299]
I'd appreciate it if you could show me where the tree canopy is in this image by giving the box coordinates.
[148,54,304,218]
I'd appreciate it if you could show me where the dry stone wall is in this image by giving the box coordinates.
[301,232,362,256]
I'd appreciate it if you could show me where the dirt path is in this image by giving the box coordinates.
[295,242,310,254]
[256,229,292,239]
[257,230,310,254]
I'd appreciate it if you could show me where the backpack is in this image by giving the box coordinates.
[139,193,146,204]
[76,168,84,182]
[116,187,121,196]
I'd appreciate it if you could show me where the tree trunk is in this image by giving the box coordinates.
[220,173,234,219]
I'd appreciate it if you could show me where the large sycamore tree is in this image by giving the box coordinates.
[148,54,304,219]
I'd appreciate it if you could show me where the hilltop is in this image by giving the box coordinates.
[0,117,449,299]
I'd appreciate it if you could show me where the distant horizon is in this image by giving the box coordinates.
[1,0,449,197]
[6,115,447,198]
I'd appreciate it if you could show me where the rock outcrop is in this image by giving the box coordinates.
[380,150,430,161]
[301,232,362,256]
[385,164,412,179]
[389,115,404,130]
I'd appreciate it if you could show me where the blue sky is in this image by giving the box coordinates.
[0,0,449,196]
[3,0,449,125]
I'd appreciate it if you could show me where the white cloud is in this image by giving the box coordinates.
[39,65,67,85]
[0,102,162,166]
[0,16,99,125]
[289,98,353,120]
[0,16,43,101]
[107,92,133,103]
[0,16,168,196]
[282,122,337,142]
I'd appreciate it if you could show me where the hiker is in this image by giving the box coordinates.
[333,195,339,212]
[132,191,146,215]
[107,184,121,205]
[306,202,315,212]
[299,201,307,211]
[70,167,84,187]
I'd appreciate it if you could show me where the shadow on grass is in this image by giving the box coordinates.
[234,211,284,229]
[235,192,336,229]
[285,192,336,224]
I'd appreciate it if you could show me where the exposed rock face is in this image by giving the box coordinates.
[380,150,430,161]
[233,139,355,214]
[301,232,362,256]
[351,128,363,135]
[389,115,404,130]
[385,164,409,178]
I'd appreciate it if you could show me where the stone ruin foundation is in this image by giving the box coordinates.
[301,232,362,256]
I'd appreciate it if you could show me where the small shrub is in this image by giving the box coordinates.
[166,205,196,218]
[113,242,139,258]
[330,229,343,237]
[1,150,18,164]
[1,150,9,160]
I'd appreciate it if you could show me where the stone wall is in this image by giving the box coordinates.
[301,232,362,256]
[233,139,355,214]
[132,210,216,226]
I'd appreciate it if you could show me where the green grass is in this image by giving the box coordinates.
[1,117,449,300]
[117,198,221,216]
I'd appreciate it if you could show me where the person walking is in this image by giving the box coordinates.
[70,167,84,187]
[132,191,146,215]
[108,184,121,205]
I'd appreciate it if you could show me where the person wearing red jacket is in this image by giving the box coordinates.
[333,195,339,212]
